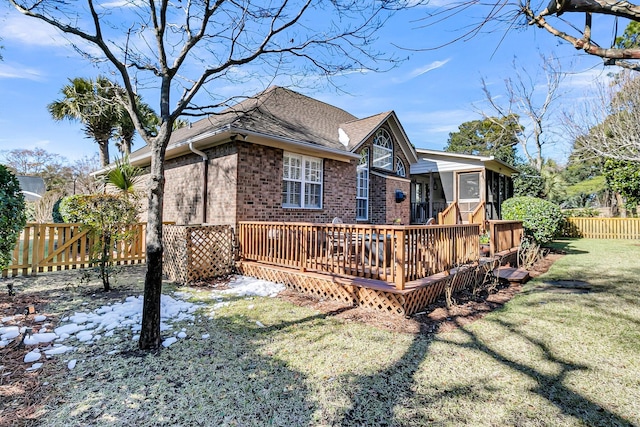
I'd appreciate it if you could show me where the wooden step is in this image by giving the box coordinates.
[493,266,530,285]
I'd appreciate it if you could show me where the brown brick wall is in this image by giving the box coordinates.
[136,143,239,225]
[163,153,205,224]
[134,122,412,226]
[235,142,356,223]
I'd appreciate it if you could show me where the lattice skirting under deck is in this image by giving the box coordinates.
[238,250,517,316]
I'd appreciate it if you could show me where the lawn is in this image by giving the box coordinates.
[1,238,639,426]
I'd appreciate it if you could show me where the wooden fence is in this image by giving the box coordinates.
[563,217,640,239]
[2,223,147,277]
[237,221,482,290]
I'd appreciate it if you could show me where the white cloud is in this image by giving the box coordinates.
[0,63,45,81]
[394,59,451,83]
[0,14,69,48]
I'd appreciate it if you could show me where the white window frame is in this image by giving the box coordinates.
[356,148,369,220]
[372,129,393,170]
[282,152,323,209]
[395,157,406,177]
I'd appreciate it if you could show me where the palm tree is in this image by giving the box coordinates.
[113,95,159,156]
[48,77,119,167]
[105,155,144,196]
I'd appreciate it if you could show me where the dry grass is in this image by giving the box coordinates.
[1,239,639,426]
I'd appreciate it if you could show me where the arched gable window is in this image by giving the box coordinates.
[396,157,406,177]
[356,148,369,220]
[372,129,393,170]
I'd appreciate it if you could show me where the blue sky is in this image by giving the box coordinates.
[0,1,615,164]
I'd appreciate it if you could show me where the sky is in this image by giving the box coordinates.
[0,1,618,165]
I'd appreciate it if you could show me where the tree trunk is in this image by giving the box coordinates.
[138,142,166,350]
[98,138,110,167]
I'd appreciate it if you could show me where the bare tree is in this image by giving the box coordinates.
[420,1,640,72]
[478,55,564,171]
[565,71,640,162]
[8,0,414,349]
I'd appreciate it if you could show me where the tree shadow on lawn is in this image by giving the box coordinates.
[39,313,318,427]
[331,298,635,425]
[436,317,634,426]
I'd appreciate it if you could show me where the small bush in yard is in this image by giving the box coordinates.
[502,196,564,245]
[59,193,140,291]
[0,165,27,270]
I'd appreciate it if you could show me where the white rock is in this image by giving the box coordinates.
[177,331,187,339]
[34,315,47,322]
[201,334,210,339]
[67,359,77,370]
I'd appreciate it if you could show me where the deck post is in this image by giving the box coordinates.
[394,228,406,290]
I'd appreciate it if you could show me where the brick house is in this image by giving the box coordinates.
[128,86,418,226]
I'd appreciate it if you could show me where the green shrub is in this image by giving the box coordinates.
[59,193,140,291]
[0,165,27,270]
[502,196,564,245]
[562,207,600,218]
[59,194,90,223]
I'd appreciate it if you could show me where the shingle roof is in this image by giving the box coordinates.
[127,86,416,164]
[171,86,360,151]
[340,112,391,151]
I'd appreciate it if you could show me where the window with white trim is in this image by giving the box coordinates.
[396,157,406,177]
[356,148,369,220]
[282,152,323,208]
[372,129,393,170]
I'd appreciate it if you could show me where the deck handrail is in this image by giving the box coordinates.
[468,201,486,231]
[438,202,460,225]
[237,221,482,290]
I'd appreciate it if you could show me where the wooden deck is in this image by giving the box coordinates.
[237,248,519,316]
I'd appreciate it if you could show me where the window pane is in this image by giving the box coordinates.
[356,199,368,220]
[459,172,480,200]
[304,183,321,208]
[282,181,301,206]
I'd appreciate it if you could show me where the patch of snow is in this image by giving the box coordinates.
[67,359,77,370]
[177,331,187,339]
[162,337,177,348]
[201,334,210,339]
[26,362,43,371]
[219,276,285,298]
[24,350,41,363]
[34,315,47,322]
[44,345,74,356]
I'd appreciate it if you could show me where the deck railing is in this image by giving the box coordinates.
[237,221,481,290]
[488,220,524,256]
[2,223,148,277]
[563,217,640,239]
[438,202,460,225]
[468,202,486,230]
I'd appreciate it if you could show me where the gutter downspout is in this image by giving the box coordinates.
[189,142,209,224]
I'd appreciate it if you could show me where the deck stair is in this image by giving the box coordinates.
[493,266,530,285]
